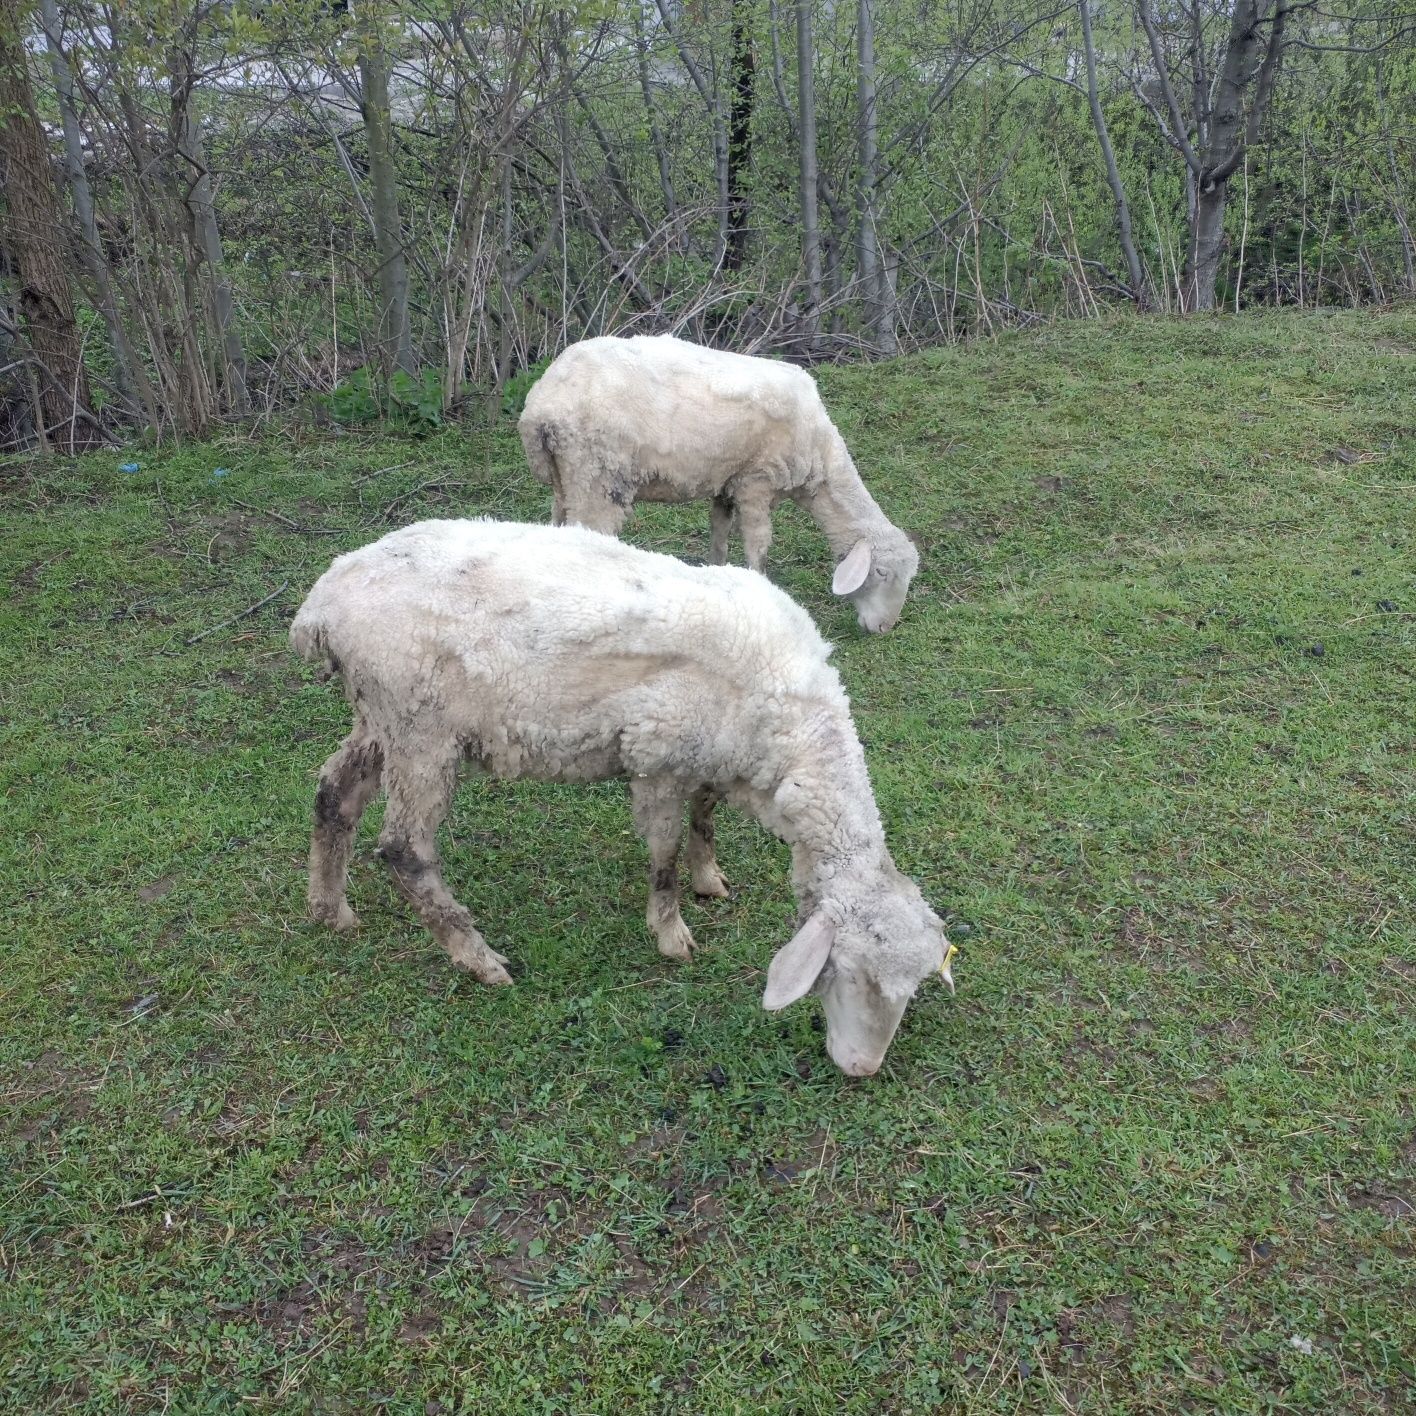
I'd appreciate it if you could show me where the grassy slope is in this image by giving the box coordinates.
[2,310,1414,1414]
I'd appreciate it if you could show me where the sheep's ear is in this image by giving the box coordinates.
[762,912,835,1011]
[832,540,873,596]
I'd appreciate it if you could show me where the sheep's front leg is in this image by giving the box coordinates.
[737,491,775,574]
[629,778,695,961]
[308,727,384,931]
[377,754,513,986]
[560,483,630,538]
[708,494,735,565]
[687,786,730,898]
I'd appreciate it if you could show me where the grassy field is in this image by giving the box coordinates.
[2,310,1414,1413]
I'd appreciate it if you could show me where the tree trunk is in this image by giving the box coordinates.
[1189,182,1227,311]
[1079,0,1145,303]
[632,10,678,240]
[357,14,414,377]
[794,0,821,337]
[38,0,154,420]
[725,2,754,272]
[652,0,730,267]
[1136,0,1290,315]
[855,0,894,352]
[171,42,248,412]
[1377,66,1416,294]
[0,3,99,451]
[110,49,214,439]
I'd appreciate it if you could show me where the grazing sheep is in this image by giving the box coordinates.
[291,519,953,1075]
[518,334,921,634]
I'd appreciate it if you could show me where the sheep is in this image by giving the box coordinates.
[518,334,921,634]
[290,518,953,1076]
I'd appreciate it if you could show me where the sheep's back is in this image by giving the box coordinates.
[522,336,827,458]
[293,520,845,782]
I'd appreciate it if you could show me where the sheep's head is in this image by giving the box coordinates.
[831,532,920,634]
[762,876,951,1076]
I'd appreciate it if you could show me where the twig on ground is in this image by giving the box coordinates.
[353,461,412,486]
[232,499,343,535]
[114,1188,167,1211]
[1340,610,1413,625]
[374,479,460,522]
[185,580,290,645]
[153,476,177,528]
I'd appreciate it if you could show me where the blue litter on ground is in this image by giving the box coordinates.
[118,462,141,474]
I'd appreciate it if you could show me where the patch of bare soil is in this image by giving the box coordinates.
[252,1228,373,1346]
[1348,1186,1415,1221]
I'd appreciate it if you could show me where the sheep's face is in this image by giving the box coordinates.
[832,536,920,634]
[762,883,951,1077]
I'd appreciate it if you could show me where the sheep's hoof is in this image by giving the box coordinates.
[473,957,515,987]
[447,932,514,986]
[691,865,731,899]
[311,898,359,932]
[655,918,696,961]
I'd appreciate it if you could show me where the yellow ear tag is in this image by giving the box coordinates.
[939,941,959,996]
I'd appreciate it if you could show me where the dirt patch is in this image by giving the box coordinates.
[213,668,262,696]
[198,511,253,562]
[1096,1293,1136,1338]
[13,548,74,589]
[662,1172,729,1252]
[484,1207,554,1288]
[11,1049,99,1132]
[1247,1236,1278,1266]
[607,1233,659,1301]
[1066,1037,1119,1069]
[411,1221,468,1275]
[1204,1016,1255,1045]
[625,1122,690,1165]
[1055,1308,1089,1366]
[254,1229,373,1345]
[137,875,176,903]
[1119,907,1161,953]
[759,1129,838,1187]
[1349,1186,1415,1221]
[452,1185,717,1317]
[398,1309,442,1344]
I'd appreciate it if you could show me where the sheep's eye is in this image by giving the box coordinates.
[873,566,887,579]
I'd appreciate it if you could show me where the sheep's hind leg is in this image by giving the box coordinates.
[629,778,695,961]
[377,753,512,986]
[708,494,735,565]
[687,786,729,898]
[308,727,384,932]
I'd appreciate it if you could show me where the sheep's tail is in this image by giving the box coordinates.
[290,602,340,683]
[519,416,566,523]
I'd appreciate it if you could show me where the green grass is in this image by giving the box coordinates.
[2,309,1414,1413]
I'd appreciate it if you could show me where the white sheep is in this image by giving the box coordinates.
[291,518,953,1075]
[518,334,921,634]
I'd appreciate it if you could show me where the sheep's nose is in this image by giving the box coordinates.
[829,1042,884,1077]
